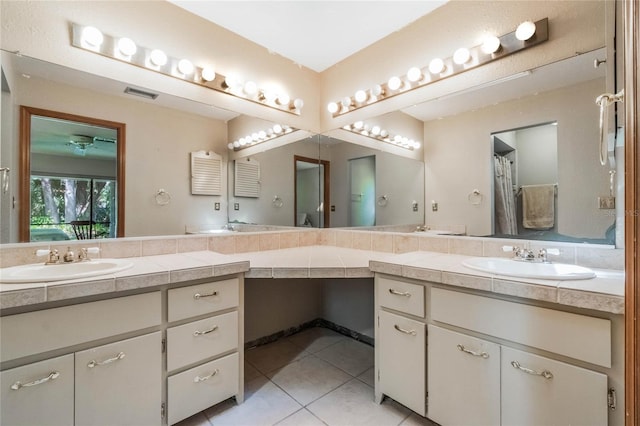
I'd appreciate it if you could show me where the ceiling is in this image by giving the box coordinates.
[167,1,447,72]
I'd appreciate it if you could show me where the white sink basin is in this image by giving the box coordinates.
[462,257,596,280]
[0,259,134,283]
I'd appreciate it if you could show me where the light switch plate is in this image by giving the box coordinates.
[598,196,615,209]
[214,202,220,211]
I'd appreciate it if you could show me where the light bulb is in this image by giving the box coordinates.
[261,90,277,103]
[81,26,103,47]
[233,141,240,148]
[354,90,368,103]
[341,97,352,108]
[380,129,389,138]
[413,141,422,149]
[277,93,290,105]
[178,59,194,75]
[371,84,383,97]
[273,124,283,134]
[428,58,445,74]
[239,137,248,146]
[353,121,364,130]
[515,21,536,41]
[481,35,501,54]
[327,102,339,113]
[243,81,258,96]
[258,130,266,139]
[150,49,167,67]
[453,47,471,65]
[201,67,216,82]
[293,98,304,109]
[250,132,258,141]
[394,135,402,143]
[371,126,381,136]
[407,67,422,82]
[224,75,239,91]
[117,37,137,56]
[388,76,402,91]
[228,143,234,150]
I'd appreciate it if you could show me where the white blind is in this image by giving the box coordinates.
[234,158,260,198]
[191,151,222,195]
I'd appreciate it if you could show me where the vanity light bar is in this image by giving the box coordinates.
[71,23,304,116]
[227,124,296,151]
[342,122,421,151]
[327,18,548,117]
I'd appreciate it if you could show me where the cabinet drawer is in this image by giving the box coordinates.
[427,325,500,426]
[167,311,239,371]
[378,310,426,416]
[169,278,239,322]
[75,331,162,426]
[168,352,239,425]
[0,292,161,362]
[431,288,611,367]
[501,346,608,426]
[0,354,74,426]
[377,276,425,317]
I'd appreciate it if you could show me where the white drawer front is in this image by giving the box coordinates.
[0,292,161,362]
[377,276,425,317]
[501,346,608,426]
[431,288,611,367]
[167,311,239,371]
[169,278,239,322]
[0,354,74,426]
[168,352,239,425]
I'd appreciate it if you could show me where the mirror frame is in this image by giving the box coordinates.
[19,106,126,242]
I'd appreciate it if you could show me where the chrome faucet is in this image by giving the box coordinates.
[36,247,99,265]
[502,245,560,262]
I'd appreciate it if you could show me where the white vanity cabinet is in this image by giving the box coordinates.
[75,332,162,426]
[375,275,427,416]
[166,278,243,425]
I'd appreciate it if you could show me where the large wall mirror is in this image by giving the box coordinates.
[19,107,125,242]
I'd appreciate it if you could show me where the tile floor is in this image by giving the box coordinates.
[175,327,438,426]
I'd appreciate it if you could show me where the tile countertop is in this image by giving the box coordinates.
[0,247,624,315]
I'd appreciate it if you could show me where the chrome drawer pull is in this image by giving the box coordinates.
[87,352,126,368]
[11,371,60,390]
[194,369,219,383]
[394,324,417,336]
[457,344,490,359]
[388,288,411,297]
[194,291,218,300]
[193,325,219,336]
[511,360,553,379]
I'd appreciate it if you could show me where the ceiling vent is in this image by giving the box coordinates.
[124,86,159,100]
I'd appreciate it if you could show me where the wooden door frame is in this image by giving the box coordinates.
[293,155,330,228]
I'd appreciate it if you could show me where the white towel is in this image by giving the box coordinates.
[522,184,555,229]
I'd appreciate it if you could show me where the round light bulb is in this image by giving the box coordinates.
[481,35,501,54]
[228,143,234,150]
[453,47,471,65]
[277,93,290,106]
[341,97,352,108]
[273,124,283,134]
[371,126,381,136]
[327,102,339,113]
[201,67,216,82]
[293,98,304,109]
[371,84,383,97]
[394,135,402,143]
[224,75,239,91]
[354,90,368,103]
[239,137,248,146]
[515,21,536,41]
[178,59,194,75]
[266,128,274,136]
[413,141,422,149]
[117,37,137,56]
[380,129,389,138]
[353,121,364,130]
[243,81,258,96]
[150,49,168,66]
[258,130,267,139]
[388,76,402,91]
[428,58,445,74]
[233,141,240,148]
[407,67,422,82]
[82,26,103,47]
[250,132,258,141]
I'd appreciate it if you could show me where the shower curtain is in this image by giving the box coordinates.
[494,155,517,235]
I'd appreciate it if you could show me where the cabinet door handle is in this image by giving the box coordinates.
[10,371,60,390]
[194,369,219,383]
[457,344,490,359]
[194,291,218,300]
[511,360,553,379]
[87,352,126,368]
[388,288,411,297]
[394,324,417,336]
[193,325,219,336]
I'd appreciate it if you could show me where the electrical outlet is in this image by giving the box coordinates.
[214,202,220,211]
[431,201,438,212]
[234,203,240,211]
[412,201,419,212]
[331,205,336,212]
[598,196,615,209]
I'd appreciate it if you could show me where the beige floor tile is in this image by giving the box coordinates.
[173,411,211,426]
[205,376,301,426]
[267,355,352,406]
[399,412,440,426]
[307,379,411,426]
[245,339,310,374]
[356,366,375,387]
[245,360,262,383]
[286,327,346,353]
[276,408,327,426]
[314,339,374,376]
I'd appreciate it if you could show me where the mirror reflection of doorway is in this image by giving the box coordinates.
[294,156,330,228]
[349,155,376,227]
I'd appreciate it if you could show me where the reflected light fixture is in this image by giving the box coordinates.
[71,23,303,115]
[354,89,368,103]
[228,124,297,151]
[342,122,421,151]
[327,18,548,117]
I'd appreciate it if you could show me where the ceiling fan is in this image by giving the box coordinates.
[67,135,116,156]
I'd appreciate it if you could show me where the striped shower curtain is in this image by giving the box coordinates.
[494,155,517,235]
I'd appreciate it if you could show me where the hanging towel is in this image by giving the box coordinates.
[522,184,555,229]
